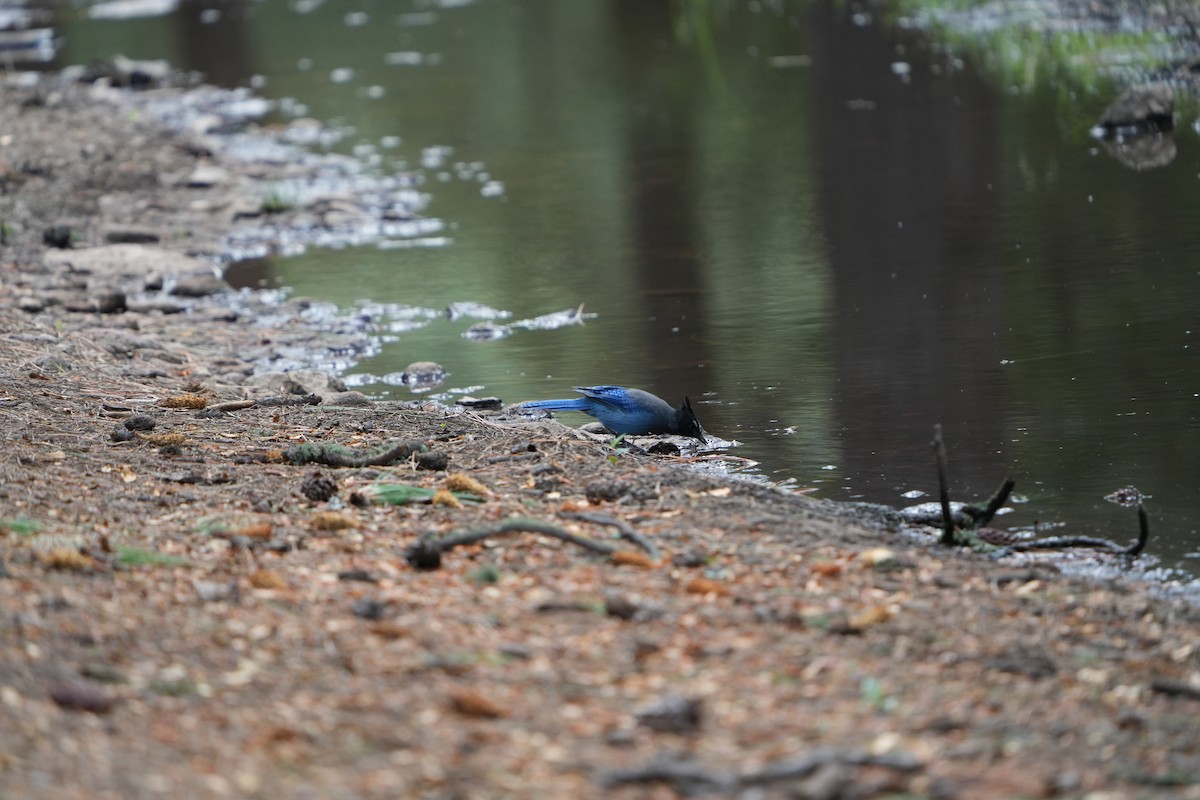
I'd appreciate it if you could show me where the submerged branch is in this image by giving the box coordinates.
[931,424,956,546]
[1007,502,1150,557]
[964,477,1015,528]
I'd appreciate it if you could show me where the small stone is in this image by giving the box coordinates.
[110,426,136,443]
[123,414,156,432]
[415,450,449,471]
[186,163,230,188]
[635,694,703,734]
[42,225,73,249]
[604,592,640,621]
[193,579,239,603]
[350,598,386,620]
[49,681,115,714]
[17,296,46,313]
[585,481,629,503]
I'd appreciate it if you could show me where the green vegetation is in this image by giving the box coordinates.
[0,517,40,536]
[115,546,196,568]
[888,0,1184,95]
[261,187,295,214]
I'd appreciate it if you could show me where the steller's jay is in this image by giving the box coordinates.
[521,385,706,441]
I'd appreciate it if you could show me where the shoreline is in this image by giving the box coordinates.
[3,71,1200,798]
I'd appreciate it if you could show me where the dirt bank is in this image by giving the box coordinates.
[2,72,1199,800]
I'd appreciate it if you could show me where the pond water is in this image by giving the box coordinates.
[61,0,1200,575]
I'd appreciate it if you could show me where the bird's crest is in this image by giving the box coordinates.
[677,396,706,442]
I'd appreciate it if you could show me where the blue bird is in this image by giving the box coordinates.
[522,385,706,442]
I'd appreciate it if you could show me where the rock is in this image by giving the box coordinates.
[42,225,74,248]
[33,355,72,372]
[93,53,172,87]
[350,597,386,620]
[1097,82,1173,131]
[170,270,230,297]
[415,451,449,471]
[17,296,46,313]
[462,322,512,341]
[48,680,116,714]
[899,501,973,527]
[245,370,347,402]
[44,244,213,289]
[94,291,127,314]
[456,396,502,410]
[186,163,230,188]
[635,694,703,734]
[1098,132,1175,171]
[123,414,156,432]
[399,361,447,392]
[326,391,372,406]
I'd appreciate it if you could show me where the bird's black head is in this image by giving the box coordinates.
[676,396,707,443]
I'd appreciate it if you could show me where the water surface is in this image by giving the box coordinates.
[61,0,1200,574]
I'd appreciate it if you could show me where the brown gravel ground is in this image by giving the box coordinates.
[2,76,1200,800]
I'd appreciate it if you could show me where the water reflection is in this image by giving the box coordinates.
[59,0,1200,574]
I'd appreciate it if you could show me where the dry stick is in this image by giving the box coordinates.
[931,424,956,546]
[406,517,618,570]
[600,748,922,792]
[559,510,661,560]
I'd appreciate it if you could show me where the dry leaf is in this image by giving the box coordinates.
[233,523,273,540]
[708,487,732,497]
[847,605,892,631]
[311,511,355,532]
[449,689,506,719]
[685,577,731,597]
[249,569,287,590]
[611,550,658,569]
[367,622,409,639]
[811,561,843,578]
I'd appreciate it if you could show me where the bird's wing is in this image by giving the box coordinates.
[573,385,637,411]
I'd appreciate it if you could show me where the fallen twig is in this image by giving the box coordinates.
[599,747,922,792]
[255,393,321,407]
[406,517,619,570]
[284,440,427,467]
[559,510,661,560]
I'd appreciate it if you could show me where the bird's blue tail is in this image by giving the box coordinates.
[522,398,590,412]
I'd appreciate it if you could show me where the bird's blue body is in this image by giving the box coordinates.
[522,385,705,441]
